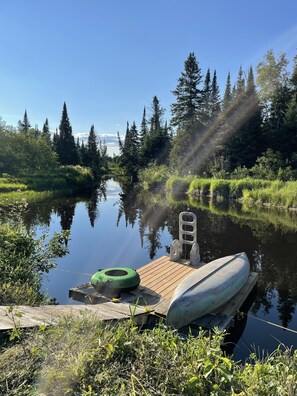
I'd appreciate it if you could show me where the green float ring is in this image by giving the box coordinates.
[91,267,140,297]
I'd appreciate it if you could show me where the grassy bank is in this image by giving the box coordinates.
[1,315,296,395]
[166,176,297,209]
[0,166,95,204]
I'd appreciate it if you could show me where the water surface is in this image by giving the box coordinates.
[7,179,297,361]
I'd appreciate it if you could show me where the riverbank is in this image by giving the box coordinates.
[1,315,296,395]
[0,166,95,204]
[166,176,297,210]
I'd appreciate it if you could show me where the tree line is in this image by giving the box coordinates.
[0,102,108,178]
[118,50,297,180]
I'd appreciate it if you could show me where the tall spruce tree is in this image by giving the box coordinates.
[86,125,101,175]
[171,52,203,127]
[18,110,31,134]
[141,96,169,165]
[170,53,205,173]
[224,66,263,168]
[55,102,78,165]
[41,118,51,145]
[200,68,212,124]
[118,122,139,178]
[222,72,232,111]
[210,70,221,118]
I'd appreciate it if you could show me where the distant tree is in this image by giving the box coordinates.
[140,107,148,146]
[210,70,221,118]
[18,110,31,134]
[224,66,263,169]
[118,122,139,179]
[141,96,170,165]
[256,50,290,135]
[200,68,212,124]
[41,118,51,145]
[86,125,101,176]
[55,102,78,165]
[222,72,232,111]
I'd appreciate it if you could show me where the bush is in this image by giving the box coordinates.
[138,164,169,190]
[0,222,69,305]
[1,317,297,395]
[166,175,193,196]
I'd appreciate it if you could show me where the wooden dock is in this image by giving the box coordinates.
[70,255,258,331]
[0,256,258,331]
[0,302,150,331]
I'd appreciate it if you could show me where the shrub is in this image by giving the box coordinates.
[0,222,69,305]
[138,164,169,190]
[166,175,193,196]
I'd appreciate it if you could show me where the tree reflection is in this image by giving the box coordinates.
[86,181,107,227]
[117,187,297,327]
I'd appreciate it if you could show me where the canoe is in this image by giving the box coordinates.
[166,252,250,329]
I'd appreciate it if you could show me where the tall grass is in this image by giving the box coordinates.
[243,180,297,208]
[166,175,193,196]
[1,316,296,395]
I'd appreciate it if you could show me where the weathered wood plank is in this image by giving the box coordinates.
[0,303,150,331]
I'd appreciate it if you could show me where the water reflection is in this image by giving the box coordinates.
[1,179,297,359]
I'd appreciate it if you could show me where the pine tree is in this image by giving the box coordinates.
[119,122,139,178]
[55,102,78,165]
[141,96,169,165]
[222,72,232,111]
[18,110,31,134]
[210,70,221,118]
[171,52,203,127]
[41,118,51,145]
[86,125,101,175]
[170,53,205,173]
[200,68,212,124]
[224,66,263,168]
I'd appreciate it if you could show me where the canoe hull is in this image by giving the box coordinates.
[166,252,250,329]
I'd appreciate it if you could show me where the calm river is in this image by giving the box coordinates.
[14,179,297,360]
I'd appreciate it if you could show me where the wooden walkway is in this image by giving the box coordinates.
[0,303,150,331]
[0,256,258,331]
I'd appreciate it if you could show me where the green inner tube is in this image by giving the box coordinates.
[91,267,140,297]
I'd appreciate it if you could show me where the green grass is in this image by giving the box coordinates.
[0,178,28,193]
[138,164,170,190]
[0,316,296,395]
[243,180,297,208]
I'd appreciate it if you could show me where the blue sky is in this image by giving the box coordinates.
[0,0,297,154]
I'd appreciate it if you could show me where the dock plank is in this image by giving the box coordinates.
[0,303,150,331]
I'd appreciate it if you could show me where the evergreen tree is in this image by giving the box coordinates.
[86,125,101,175]
[55,102,78,165]
[41,118,51,145]
[18,110,31,134]
[171,52,203,127]
[139,107,148,147]
[200,68,212,124]
[170,53,205,173]
[118,122,139,178]
[222,72,232,111]
[141,96,170,165]
[224,66,263,168]
[210,70,221,117]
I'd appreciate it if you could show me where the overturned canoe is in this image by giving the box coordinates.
[166,252,250,329]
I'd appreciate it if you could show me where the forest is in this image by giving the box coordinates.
[117,49,297,182]
[1,49,296,188]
